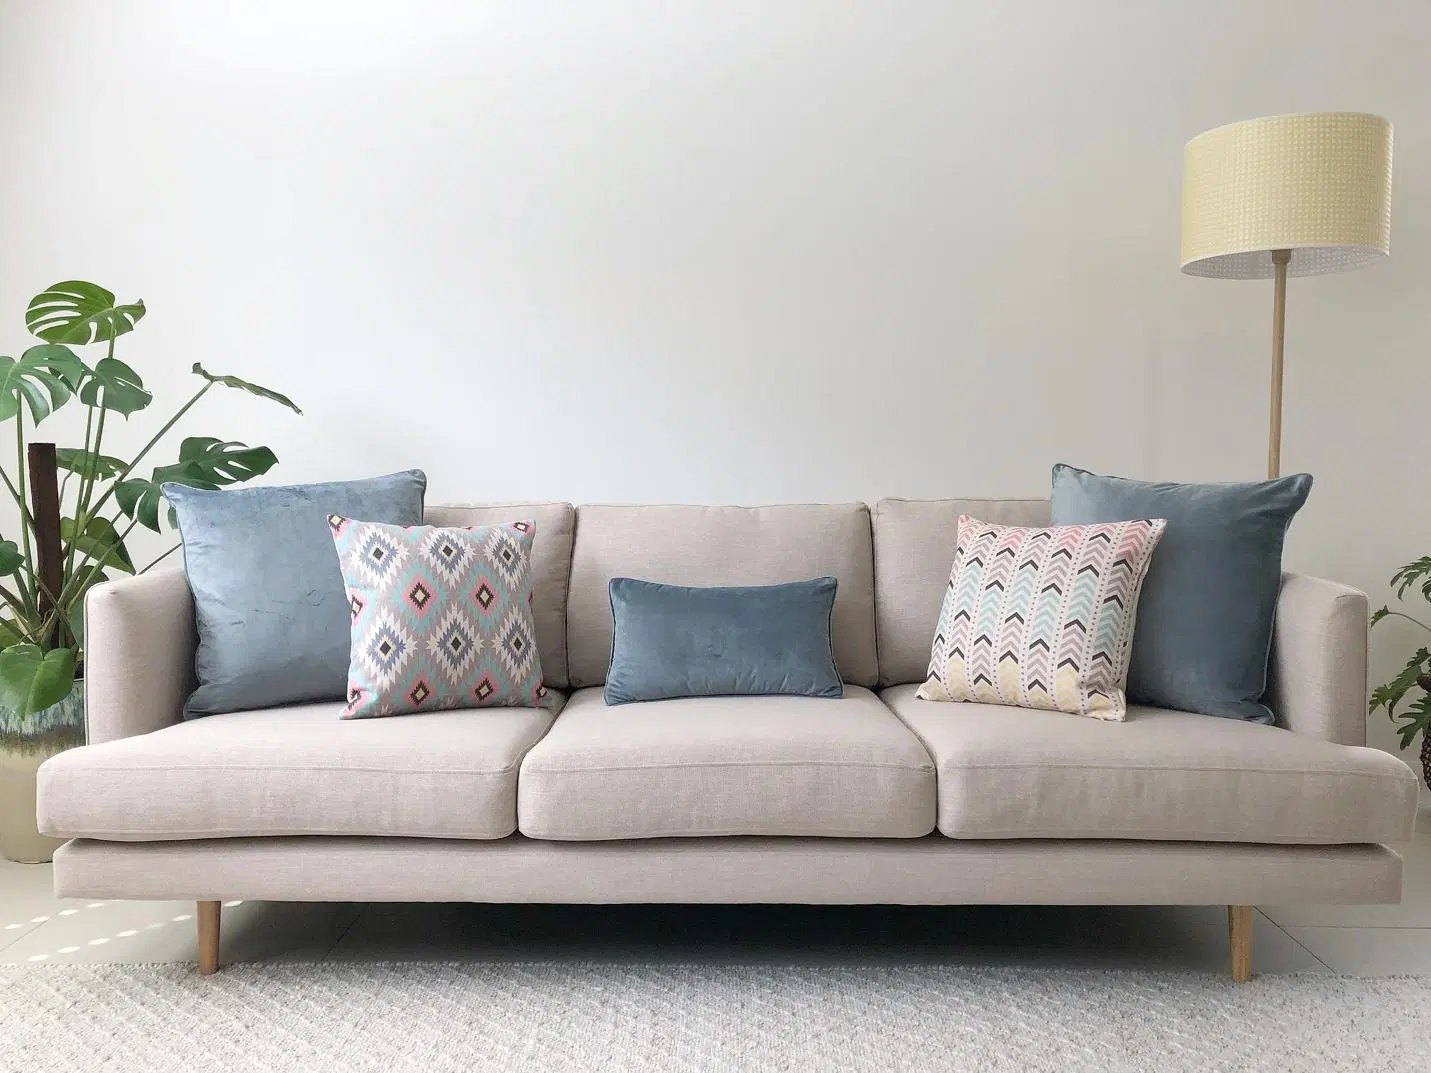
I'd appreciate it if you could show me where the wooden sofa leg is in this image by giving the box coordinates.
[197,900,221,975]
[1228,905,1253,982]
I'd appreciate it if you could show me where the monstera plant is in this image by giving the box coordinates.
[1370,557,1431,790]
[0,281,300,724]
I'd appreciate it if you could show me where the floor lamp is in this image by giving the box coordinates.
[1180,112,1393,478]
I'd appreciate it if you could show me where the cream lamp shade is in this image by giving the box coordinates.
[1178,111,1393,480]
[1181,111,1393,278]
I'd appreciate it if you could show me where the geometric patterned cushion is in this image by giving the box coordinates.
[916,515,1167,720]
[330,516,553,719]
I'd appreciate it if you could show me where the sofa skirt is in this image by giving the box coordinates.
[53,835,1402,907]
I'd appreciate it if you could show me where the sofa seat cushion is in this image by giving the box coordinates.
[881,684,1419,844]
[518,687,935,839]
[37,702,559,841]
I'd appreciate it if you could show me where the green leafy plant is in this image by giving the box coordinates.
[0,281,300,720]
[1369,556,1431,784]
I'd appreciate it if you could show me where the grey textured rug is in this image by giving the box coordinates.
[2,962,1429,1072]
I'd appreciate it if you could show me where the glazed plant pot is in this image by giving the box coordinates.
[0,689,84,864]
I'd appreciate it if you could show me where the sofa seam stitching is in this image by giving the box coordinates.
[928,764,1409,778]
[521,760,936,774]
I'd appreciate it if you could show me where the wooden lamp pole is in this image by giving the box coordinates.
[1266,249,1291,480]
[1182,112,1392,985]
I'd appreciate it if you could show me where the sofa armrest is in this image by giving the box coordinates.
[83,568,196,744]
[1264,572,1368,746]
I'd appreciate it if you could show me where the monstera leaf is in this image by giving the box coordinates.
[0,644,77,717]
[0,617,28,650]
[0,540,22,576]
[0,344,86,423]
[116,436,279,531]
[1397,694,1431,751]
[61,516,134,575]
[193,363,302,414]
[157,437,277,487]
[54,448,127,479]
[1389,557,1431,602]
[25,281,145,345]
[113,478,167,533]
[1371,647,1431,722]
[78,357,152,415]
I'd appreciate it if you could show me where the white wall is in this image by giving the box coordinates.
[1,1,1429,763]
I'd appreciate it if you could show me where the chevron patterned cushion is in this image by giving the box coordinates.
[331,517,553,719]
[917,515,1166,720]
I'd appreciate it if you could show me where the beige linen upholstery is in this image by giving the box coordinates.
[871,498,1050,686]
[38,701,561,841]
[57,497,1411,925]
[1265,572,1370,746]
[424,502,575,688]
[565,503,878,687]
[882,684,1419,844]
[518,687,934,839]
[83,568,195,744]
[52,836,1402,906]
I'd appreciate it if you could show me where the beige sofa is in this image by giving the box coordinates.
[36,499,1422,979]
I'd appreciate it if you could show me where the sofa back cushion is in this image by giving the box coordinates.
[424,502,575,688]
[567,503,878,687]
[872,498,1050,686]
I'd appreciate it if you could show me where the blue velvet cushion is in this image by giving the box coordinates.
[604,577,844,705]
[1049,463,1312,722]
[164,470,427,717]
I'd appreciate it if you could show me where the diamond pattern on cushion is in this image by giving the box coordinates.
[333,517,554,718]
[405,578,436,615]
[356,612,413,689]
[484,526,524,589]
[351,525,409,588]
[420,526,474,587]
[429,606,481,679]
[494,607,537,680]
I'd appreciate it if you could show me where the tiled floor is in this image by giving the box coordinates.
[3,807,1428,975]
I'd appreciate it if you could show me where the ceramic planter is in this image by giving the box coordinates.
[0,688,84,864]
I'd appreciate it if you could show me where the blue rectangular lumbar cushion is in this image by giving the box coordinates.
[604,577,844,705]
[164,470,427,717]
[1049,463,1311,722]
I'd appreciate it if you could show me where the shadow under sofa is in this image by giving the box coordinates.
[35,498,1422,980]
